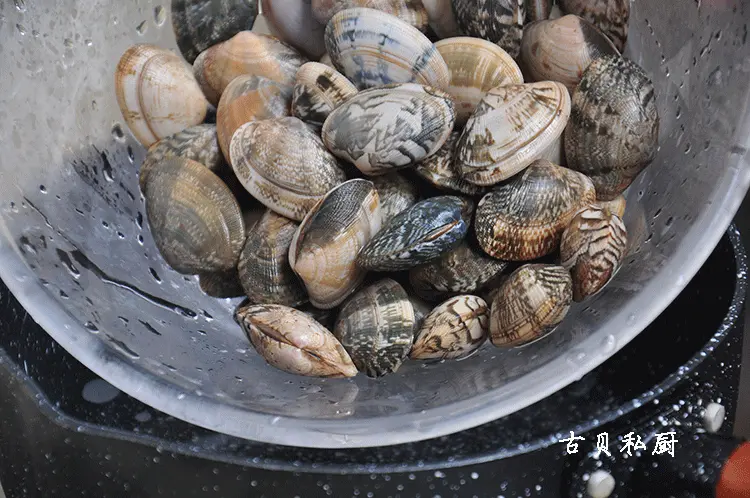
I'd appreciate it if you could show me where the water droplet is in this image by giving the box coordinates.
[16,23,26,36]
[470,472,479,479]
[149,268,162,283]
[135,410,152,422]
[137,235,144,245]
[14,0,26,12]
[627,313,636,324]
[127,146,135,163]
[136,211,144,229]
[177,393,186,400]
[136,20,148,35]
[59,290,69,299]
[85,39,93,47]
[63,37,73,48]
[117,231,125,239]
[111,123,125,142]
[154,6,167,26]
[82,378,120,403]
[39,185,47,193]
[101,220,109,229]
[566,350,587,366]
[84,322,99,333]
[601,334,616,353]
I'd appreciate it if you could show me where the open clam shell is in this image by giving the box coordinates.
[292,62,358,129]
[415,131,486,196]
[313,0,429,31]
[410,295,489,360]
[262,0,328,59]
[559,0,629,52]
[371,173,419,219]
[451,0,525,58]
[422,0,460,38]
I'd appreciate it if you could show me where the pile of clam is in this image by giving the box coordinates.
[114,0,657,378]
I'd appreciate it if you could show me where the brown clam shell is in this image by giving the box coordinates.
[198,269,245,298]
[371,173,419,219]
[312,0,430,31]
[525,0,551,22]
[559,0,629,52]
[599,194,626,219]
[415,131,486,196]
[291,62,358,129]
[410,295,489,360]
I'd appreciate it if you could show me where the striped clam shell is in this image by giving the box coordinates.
[415,131,486,196]
[410,295,489,360]
[371,173,419,219]
[322,83,456,175]
[457,80,571,186]
[451,0,525,58]
[313,0,429,31]
[422,0,460,38]
[559,0,629,52]
[289,179,382,309]
[564,55,659,201]
[262,0,327,59]
[435,37,523,124]
[291,62,358,129]
[236,303,357,378]
[324,8,450,90]
[334,278,415,377]
[475,159,596,261]
[229,116,346,221]
[560,205,627,301]
[490,264,572,348]
[357,195,470,271]
[525,0,551,22]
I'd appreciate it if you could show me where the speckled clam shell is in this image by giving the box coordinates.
[521,15,618,93]
[236,303,357,377]
[435,37,523,124]
[216,74,292,163]
[525,0,551,22]
[322,83,456,175]
[474,159,596,261]
[334,278,415,377]
[357,195,470,271]
[490,264,572,348]
[313,0,429,31]
[193,32,307,105]
[559,0,629,52]
[422,0,460,38]
[599,194,626,218]
[324,8,450,90]
[139,124,224,193]
[229,116,346,221]
[171,0,259,64]
[451,0,525,58]
[564,56,659,201]
[292,62,358,129]
[415,132,485,196]
[457,81,570,186]
[371,173,419,219]
[115,44,209,147]
[410,295,489,360]
[560,205,627,301]
[198,268,245,298]
[238,210,308,306]
[144,157,245,274]
[409,240,509,301]
[289,179,382,309]
[262,0,327,59]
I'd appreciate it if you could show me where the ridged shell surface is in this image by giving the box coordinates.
[230,116,347,221]
[198,269,245,298]
[262,0,328,58]
[422,0,460,38]
[415,131,485,195]
[313,0,429,31]
[334,278,415,377]
[410,295,489,360]
[322,83,456,175]
[475,159,595,260]
[599,194,626,219]
[324,8,450,90]
[564,55,659,200]
[371,173,419,219]
[292,62,358,129]
[457,81,570,186]
[451,0,525,58]
[559,0,629,51]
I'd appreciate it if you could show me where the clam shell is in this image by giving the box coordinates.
[409,294,434,333]
[451,0,525,58]
[456,80,571,186]
[410,295,489,360]
[172,0,259,64]
[198,269,245,298]
[289,179,382,309]
[236,303,358,377]
[599,194,626,218]
[324,8,450,90]
[313,0,429,31]
[434,37,523,124]
[292,62,358,129]
[520,14,618,93]
[409,240,509,301]
[322,83,456,175]
[415,131,486,196]
[238,210,308,306]
[474,159,596,261]
[297,303,338,330]
[193,32,307,106]
[229,116,347,221]
[559,0,629,52]
[490,264,572,348]
[115,44,208,147]
[564,55,659,201]
[319,52,335,68]
[357,195,470,271]
[144,157,245,274]
[560,205,627,301]
[525,0,551,22]
[262,0,327,59]
[139,124,224,193]
[216,74,293,163]
[371,173,419,219]
[422,0,460,38]
[334,278,415,377]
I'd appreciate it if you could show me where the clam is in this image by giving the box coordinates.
[422,0,460,38]
[451,0,525,58]
[291,62,358,129]
[409,240,510,301]
[409,294,434,332]
[372,173,419,219]
[238,210,308,306]
[520,14,618,93]
[115,44,209,147]
[434,37,523,124]
[474,159,596,261]
[357,195,470,271]
[144,157,245,274]
[334,278,415,377]
[564,55,659,200]
[599,194,626,219]
[171,0,259,64]
[313,0,429,31]
[236,303,357,377]
[525,0,551,22]
[289,179,382,309]
[456,81,570,186]
[297,303,338,330]
[139,124,224,193]
[490,264,572,348]
[262,0,327,59]
[229,116,347,221]
[559,0,629,52]
[322,83,456,175]
[319,52,335,68]
[198,269,245,298]
[193,32,307,106]
[415,132,486,196]
[324,8,451,90]
[216,74,293,163]
[560,205,627,301]
[410,295,489,360]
